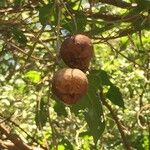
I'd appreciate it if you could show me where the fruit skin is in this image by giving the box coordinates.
[60,34,93,72]
[52,68,88,105]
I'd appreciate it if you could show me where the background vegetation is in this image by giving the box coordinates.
[0,0,149,150]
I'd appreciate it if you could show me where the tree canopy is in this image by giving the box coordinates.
[0,0,150,150]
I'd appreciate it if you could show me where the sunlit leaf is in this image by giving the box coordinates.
[57,145,65,150]
[25,70,41,83]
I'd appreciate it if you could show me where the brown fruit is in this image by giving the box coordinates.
[52,68,88,105]
[60,34,93,72]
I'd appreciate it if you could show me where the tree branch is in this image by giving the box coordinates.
[87,12,145,23]
[0,5,35,13]
[0,113,47,150]
[90,27,142,41]
[0,124,32,150]
[98,0,133,8]
[0,140,20,150]
[99,91,132,150]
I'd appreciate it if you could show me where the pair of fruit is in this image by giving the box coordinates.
[52,34,93,105]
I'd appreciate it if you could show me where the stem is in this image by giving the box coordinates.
[0,113,47,150]
[100,91,131,150]
[55,0,61,62]
[47,81,58,150]
[60,0,77,33]
[25,26,45,63]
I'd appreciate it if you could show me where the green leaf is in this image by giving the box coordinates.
[35,99,48,129]
[106,85,125,108]
[71,69,111,112]
[25,70,41,83]
[60,138,74,150]
[62,12,87,33]
[136,0,150,9]
[71,70,105,144]
[70,91,91,114]
[84,93,105,145]
[57,145,65,150]
[54,101,67,117]
[79,131,91,137]
[11,27,27,45]
[89,70,112,86]
[120,38,128,51]
[14,0,23,7]
[0,0,6,6]
[89,23,116,36]
[39,3,54,26]
[75,12,87,32]
[125,7,143,18]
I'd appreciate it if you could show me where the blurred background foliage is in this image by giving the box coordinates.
[0,0,149,150]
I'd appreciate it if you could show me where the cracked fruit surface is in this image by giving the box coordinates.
[52,68,88,105]
[60,34,93,72]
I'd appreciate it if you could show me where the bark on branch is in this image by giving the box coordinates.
[87,12,145,23]
[0,5,35,13]
[0,124,32,150]
[0,140,20,150]
[98,0,132,8]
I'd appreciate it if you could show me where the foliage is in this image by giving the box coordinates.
[0,0,149,150]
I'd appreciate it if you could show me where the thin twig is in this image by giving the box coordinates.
[102,37,144,70]
[6,41,45,61]
[99,91,132,150]
[0,113,47,150]
[47,81,58,150]
[60,0,77,33]
[25,26,45,63]
[55,0,62,62]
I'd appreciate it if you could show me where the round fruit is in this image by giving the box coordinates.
[52,68,88,105]
[60,34,93,72]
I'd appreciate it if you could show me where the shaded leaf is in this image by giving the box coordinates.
[14,0,23,7]
[89,70,112,86]
[79,131,91,137]
[62,11,87,33]
[11,27,27,45]
[89,23,116,36]
[84,92,105,144]
[124,7,143,18]
[35,99,48,129]
[39,3,54,25]
[0,0,6,6]
[60,138,74,150]
[70,91,91,114]
[54,101,67,117]
[136,0,150,9]
[106,85,125,108]
[75,12,87,32]
[71,70,105,144]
